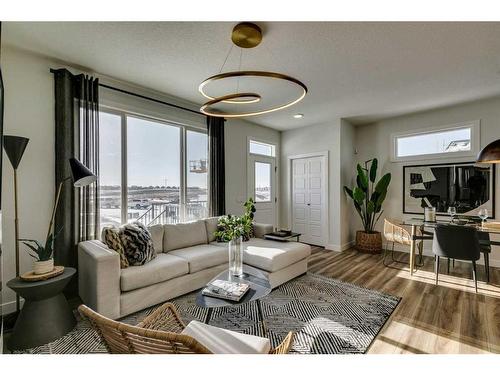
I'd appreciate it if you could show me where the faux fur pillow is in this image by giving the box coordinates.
[119,222,156,266]
[101,226,129,269]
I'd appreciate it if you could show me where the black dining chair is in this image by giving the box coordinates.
[432,224,480,293]
[477,231,491,283]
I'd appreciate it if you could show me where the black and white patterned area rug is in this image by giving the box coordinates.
[13,273,400,354]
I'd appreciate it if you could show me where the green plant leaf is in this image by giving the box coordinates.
[356,164,368,191]
[20,241,42,261]
[374,173,391,194]
[367,201,375,214]
[369,158,378,183]
[21,241,40,253]
[343,186,354,199]
[376,190,387,208]
[353,187,365,204]
[27,252,39,260]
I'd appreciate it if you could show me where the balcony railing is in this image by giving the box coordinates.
[137,201,208,226]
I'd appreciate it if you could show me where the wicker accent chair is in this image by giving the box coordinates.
[79,303,294,354]
[383,218,424,267]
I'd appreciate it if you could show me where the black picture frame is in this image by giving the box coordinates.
[403,161,495,218]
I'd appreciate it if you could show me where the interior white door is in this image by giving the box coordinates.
[248,155,276,226]
[292,156,327,246]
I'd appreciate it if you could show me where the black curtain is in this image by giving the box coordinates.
[207,116,225,216]
[52,69,99,295]
[76,75,100,241]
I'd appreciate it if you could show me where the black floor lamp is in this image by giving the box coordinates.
[45,158,97,243]
[3,135,29,312]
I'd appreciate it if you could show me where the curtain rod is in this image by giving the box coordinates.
[50,68,204,117]
[98,83,205,117]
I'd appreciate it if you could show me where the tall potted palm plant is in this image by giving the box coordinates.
[344,158,391,253]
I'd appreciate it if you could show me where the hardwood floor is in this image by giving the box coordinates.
[308,247,500,354]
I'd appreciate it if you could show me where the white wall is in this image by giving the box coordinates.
[354,95,500,267]
[280,119,356,250]
[340,119,356,248]
[224,118,280,217]
[0,46,280,314]
[1,47,55,313]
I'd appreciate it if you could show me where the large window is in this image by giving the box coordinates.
[98,111,208,231]
[99,112,122,228]
[186,130,208,220]
[391,121,480,162]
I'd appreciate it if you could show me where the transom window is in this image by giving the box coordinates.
[249,139,276,157]
[98,110,207,231]
[391,121,480,162]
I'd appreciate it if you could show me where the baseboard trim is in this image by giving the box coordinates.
[325,241,355,252]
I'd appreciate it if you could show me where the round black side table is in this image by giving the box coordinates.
[196,265,272,334]
[7,267,76,351]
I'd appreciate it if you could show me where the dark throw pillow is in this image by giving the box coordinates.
[119,222,156,266]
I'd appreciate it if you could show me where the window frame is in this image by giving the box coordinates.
[253,160,273,203]
[390,120,480,162]
[99,106,208,227]
[248,138,276,157]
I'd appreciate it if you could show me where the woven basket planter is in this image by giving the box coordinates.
[355,231,382,254]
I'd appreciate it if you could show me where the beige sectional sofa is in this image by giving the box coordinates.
[78,218,311,319]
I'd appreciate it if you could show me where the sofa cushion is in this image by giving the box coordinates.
[163,220,208,252]
[101,226,129,269]
[120,253,189,292]
[241,238,311,272]
[120,222,156,266]
[182,320,270,354]
[147,224,164,254]
[169,244,228,273]
[204,217,221,243]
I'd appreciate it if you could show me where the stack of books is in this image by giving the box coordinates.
[270,230,292,237]
[202,280,250,302]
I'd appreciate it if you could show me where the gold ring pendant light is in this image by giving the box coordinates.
[199,22,308,118]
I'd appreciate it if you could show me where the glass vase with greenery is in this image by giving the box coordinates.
[214,198,256,242]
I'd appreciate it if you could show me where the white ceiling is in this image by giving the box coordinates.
[3,22,500,130]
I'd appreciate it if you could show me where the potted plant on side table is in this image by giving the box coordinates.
[20,233,58,275]
[344,158,391,254]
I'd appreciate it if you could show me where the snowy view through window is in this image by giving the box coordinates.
[99,112,207,230]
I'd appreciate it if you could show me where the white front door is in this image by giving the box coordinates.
[291,156,327,246]
[248,155,276,226]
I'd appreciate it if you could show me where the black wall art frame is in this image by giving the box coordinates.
[403,161,495,218]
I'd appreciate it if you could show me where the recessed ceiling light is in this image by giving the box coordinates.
[293,113,304,119]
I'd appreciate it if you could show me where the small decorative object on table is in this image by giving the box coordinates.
[264,231,301,242]
[202,279,250,302]
[19,232,59,275]
[20,265,65,282]
[271,229,292,237]
[424,206,436,222]
[447,206,457,223]
[478,208,489,228]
